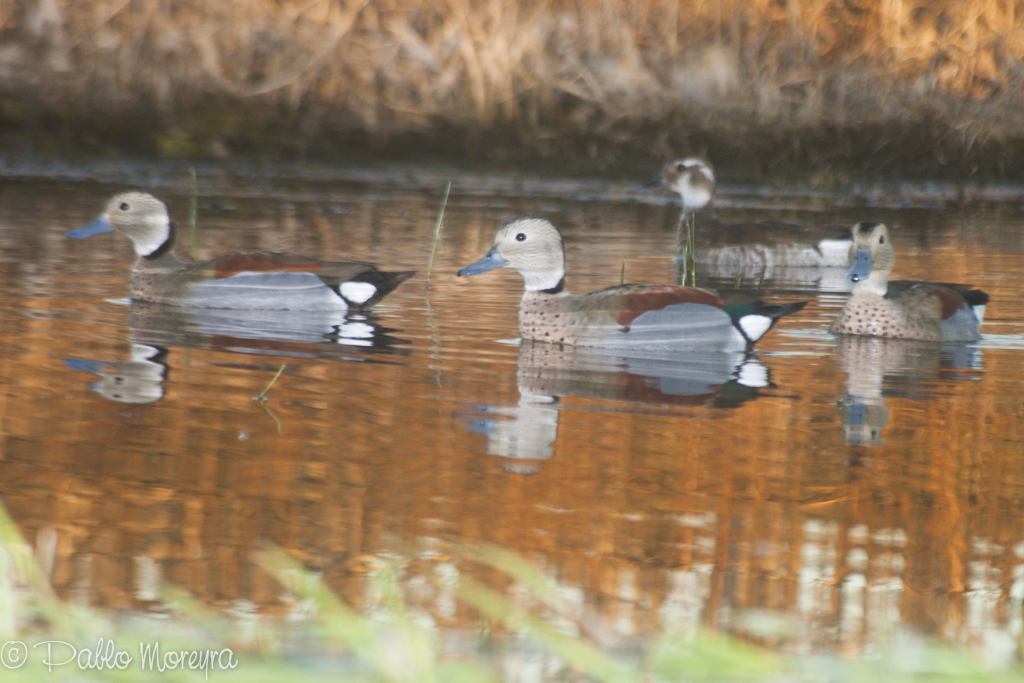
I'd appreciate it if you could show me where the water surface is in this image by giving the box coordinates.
[1,170,1023,671]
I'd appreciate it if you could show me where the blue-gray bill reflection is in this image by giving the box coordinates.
[65,344,169,404]
[66,301,410,403]
[836,335,983,447]
[460,340,772,473]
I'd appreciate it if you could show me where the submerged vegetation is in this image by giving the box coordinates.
[1,0,1023,178]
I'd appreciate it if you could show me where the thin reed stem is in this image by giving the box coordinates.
[188,167,198,261]
[424,181,451,286]
[676,213,696,287]
[257,364,286,400]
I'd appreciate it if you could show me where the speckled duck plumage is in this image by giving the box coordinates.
[829,221,987,342]
[69,192,415,311]
[458,216,807,353]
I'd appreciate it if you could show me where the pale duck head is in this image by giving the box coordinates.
[845,221,894,296]
[457,217,566,292]
[661,157,715,211]
[69,192,173,257]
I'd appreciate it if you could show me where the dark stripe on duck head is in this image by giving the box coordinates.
[614,286,723,328]
[852,221,882,238]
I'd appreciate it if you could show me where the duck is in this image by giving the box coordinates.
[641,157,852,268]
[68,192,416,310]
[830,221,988,341]
[457,216,807,353]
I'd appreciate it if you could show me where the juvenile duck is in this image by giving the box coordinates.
[458,217,807,352]
[643,157,852,268]
[830,221,988,341]
[68,192,415,310]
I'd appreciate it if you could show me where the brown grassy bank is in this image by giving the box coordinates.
[1,0,1023,180]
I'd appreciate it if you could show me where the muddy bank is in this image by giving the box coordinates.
[2,0,1023,182]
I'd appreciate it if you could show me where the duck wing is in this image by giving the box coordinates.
[195,252,378,283]
[182,252,413,310]
[573,285,740,350]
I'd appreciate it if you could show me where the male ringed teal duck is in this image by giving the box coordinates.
[458,217,807,352]
[830,221,988,341]
[68,192,415,310]
[643,157,852,268]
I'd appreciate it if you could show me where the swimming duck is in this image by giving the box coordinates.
[642,157,852,268]
[457,216,807,352]
[830,221,988,341]
[68,192,416,310]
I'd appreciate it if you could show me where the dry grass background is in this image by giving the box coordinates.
[1,0,1023,176]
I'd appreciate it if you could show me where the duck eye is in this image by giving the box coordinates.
[879,235,885,244]
[515,233,526,242]
[675,162,685,171]
[119,202,130,211]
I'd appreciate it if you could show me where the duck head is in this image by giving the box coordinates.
[639,157,716,211]
[458,217,566,292]
[846,221,894,295]
[69,192,174,257]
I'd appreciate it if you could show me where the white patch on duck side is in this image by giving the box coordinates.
[971,304,986,325]
[737,314,773,343]
[339,281,377,304]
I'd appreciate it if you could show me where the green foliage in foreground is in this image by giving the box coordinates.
[0,500,1019,682]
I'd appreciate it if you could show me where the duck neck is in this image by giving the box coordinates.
[852,270,889,296]
[134,218,179,261]
[676,209,718,255]
[522,265,566,293]
[679,206,719,230]
[538,277,565,295]
[134,230,186,272]
[522,281,570,304]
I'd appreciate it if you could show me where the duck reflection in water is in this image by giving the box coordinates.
[126,302,408,355]
[459,341,773,474]
[66,301,409,404]
[836,335,982,447]
[65,344,168,404]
